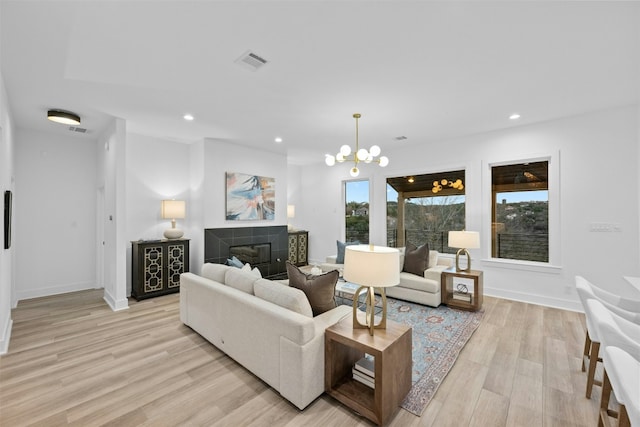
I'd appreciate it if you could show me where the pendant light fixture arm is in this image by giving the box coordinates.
[324,113,389,176]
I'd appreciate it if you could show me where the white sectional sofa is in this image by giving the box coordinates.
[320,250,453,307]
[179,263,351,410]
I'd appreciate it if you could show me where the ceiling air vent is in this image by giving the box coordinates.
[68,126,87,133]
[235,50,268,72]
[394,136,408,141]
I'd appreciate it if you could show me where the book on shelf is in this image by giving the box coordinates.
[352,369,375,389]
[354,355,375,377]
[452,292,472,302]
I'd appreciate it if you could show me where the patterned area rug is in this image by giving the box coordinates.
[384,297,483,416]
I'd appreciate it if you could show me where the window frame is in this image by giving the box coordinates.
[482,152,561,273]
[343,178,371,243]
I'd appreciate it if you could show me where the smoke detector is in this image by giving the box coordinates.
[235,50,268,72]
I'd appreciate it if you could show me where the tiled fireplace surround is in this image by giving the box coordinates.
[204,226,289,279]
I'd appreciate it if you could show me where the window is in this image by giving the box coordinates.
[345,180,369,243]
[491,161,549,262]
[387,171,465,253]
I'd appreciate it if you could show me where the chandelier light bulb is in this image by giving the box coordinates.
[364,155,373,163]
[336,153,345,162]
[379,156,389,167]
[325,155,336,166]
[340,145,352,156]
[369,145,381,157]
[350,167,360,177]
[356,148,368,161]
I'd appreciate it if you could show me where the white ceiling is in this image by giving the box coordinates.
[1,1,639,165]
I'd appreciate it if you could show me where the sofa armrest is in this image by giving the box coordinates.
[437,257,454,268]
[424,264,450,282]
[312,304,351,334]
[326,255,338,263]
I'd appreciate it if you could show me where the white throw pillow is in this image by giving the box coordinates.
[241,262,262,278]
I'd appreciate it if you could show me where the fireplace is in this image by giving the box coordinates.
[229,243,271,265]
[204,226,288,279]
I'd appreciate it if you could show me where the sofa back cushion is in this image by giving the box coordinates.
[201,263,231,283]
[286,261,338,316]
[254,279,314,318]
[224,267,259,295]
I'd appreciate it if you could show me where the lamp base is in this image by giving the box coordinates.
[455,248,472,272]
[352,286,388,336]
[163,228,184,239]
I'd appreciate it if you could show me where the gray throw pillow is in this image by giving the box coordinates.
[336,240,359,264]
[286,261,338,316]
[403,243,430,276]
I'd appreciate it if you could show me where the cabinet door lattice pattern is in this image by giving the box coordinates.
[168,244,185,288]
[297,233,307,264]
[144,246,164,293]
[288,235,297,264]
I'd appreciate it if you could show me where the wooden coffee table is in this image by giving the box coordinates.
[325,315,412,426]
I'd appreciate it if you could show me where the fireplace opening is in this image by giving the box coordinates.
[229,243,271,265]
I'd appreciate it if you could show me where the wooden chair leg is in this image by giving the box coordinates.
[598,370,611,427]
[582,332,591,372]
[618,404,630,427]
[587,341,600,399]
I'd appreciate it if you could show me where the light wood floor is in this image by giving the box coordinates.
[0,290,602,426]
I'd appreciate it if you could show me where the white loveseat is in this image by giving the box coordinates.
[179,263,351,410]
[320,249,453,307]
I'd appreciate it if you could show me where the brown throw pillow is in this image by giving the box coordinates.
[403,243,430,276]
[286,261,338,316]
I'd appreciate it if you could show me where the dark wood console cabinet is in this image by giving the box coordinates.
[288,230,308,266]
[131,239,190,300]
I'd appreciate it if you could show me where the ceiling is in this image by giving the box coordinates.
[1,1,639,165]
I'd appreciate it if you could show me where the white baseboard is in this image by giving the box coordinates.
[485,287,583,312]
[15,281,98,302]
[103,289,129,312]
[0,314,13,355]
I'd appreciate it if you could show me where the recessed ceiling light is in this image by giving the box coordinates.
[183,114,194,121]
[509,113,521,120]
[47,109,80,125]
[274,137,283,143]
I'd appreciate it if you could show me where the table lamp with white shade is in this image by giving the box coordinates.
[448,230,480,272]
[161,200,186,239]
[287,204,295,231]
[343,245,400,335]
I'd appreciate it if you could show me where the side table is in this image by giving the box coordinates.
[441,268,483,311]
[325,315,412,426]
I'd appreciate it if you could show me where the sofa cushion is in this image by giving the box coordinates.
[399,271,440,293]
[201,263,232,283]
[286,261,338,316]
[403,243,430,276]
[224,267,259,294]
[254,279,313,318]
[429,250,438,269]
[336,240,359,264]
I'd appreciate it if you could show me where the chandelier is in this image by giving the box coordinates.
[325,113,389,177]
[432,178,464,193]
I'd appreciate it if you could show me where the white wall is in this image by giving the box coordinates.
[301,106,640,311]
[125,133,192,293]
[0,69,16,354]
[14,129,98,301]
[97,118,128,311]
[191,139,288,273]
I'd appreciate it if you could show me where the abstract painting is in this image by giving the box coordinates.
[226,172,275,220]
